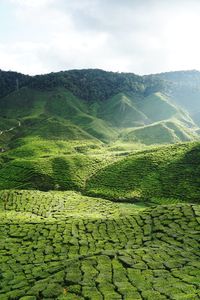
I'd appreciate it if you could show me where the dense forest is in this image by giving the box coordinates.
[0,69,163,101]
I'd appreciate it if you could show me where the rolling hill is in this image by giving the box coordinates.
[86,142,200,203]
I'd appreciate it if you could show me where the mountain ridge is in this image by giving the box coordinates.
[0,68,200,150]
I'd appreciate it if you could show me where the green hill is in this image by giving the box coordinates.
[0,87,117,143]
[98,93,149,127]
[122,120,198,145]
[86,142,200,203]
[153,70,200,124]
[0,150,108,191]
[1,137,200,205]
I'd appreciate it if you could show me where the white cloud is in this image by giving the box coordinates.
[10,0,56,8]
[2,0,200,75]
[0,42,49,74]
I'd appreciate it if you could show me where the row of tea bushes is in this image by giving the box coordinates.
[0,193,199,299]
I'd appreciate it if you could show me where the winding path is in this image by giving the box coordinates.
[0,120,21,136]
[0,120,21,152]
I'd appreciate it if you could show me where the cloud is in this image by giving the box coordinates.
[1,0,200,75]
[0,42,49,74]
[10,0,56,8]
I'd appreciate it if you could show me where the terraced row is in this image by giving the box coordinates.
[0,190,119,218]
[0,192,199,299]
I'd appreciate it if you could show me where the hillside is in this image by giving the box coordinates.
[0,69,200,299]
[0,69,200,194]
[0,68,200,196]
[0,69,199,150]
[152,70,200,125]
[86,142,200,203]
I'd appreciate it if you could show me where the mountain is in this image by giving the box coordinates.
[0,69,199,149]
[151,70,200,125]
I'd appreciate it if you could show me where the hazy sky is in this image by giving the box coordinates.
[1,0,200,75]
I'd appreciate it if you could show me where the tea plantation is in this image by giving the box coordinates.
[0,69,200,299]
[86,142,200,203]
[0,190,199,299]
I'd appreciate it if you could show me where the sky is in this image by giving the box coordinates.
[1,0,200,75]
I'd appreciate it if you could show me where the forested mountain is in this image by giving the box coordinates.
[0,68,163,101]
[0,70,30,98]
[0,68,199,148]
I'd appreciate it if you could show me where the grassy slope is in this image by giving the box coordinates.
[21,117,95,141]
[98,93,150,127]
[0,87,199,149]
[1,137,200,202]
[2,140,199,206]
[97,91,198,145]
[98,91,195,126]
[86,142,200,203]
[0,152,109,191]
[135,92,178,122]
[122,120,198,145]
[0,87,117,144]
[0,88,122,145]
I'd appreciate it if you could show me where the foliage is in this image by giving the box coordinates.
[0,70,30,99]
[29,69,146,101]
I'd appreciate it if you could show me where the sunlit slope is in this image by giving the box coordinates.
[0,87,117,143]
[154,70,200,124]
[86,142,200,202]
[98,93,149,127]
[0,86,198,147]
[98,91,195,127]
[122,120,198,145]
[96,91,198,144]
[135,92,180,122]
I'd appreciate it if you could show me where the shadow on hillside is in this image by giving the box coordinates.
[52,157,78,191]
[159,144,200,202]
[85,143,200,203]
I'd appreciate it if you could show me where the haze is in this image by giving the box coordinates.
[1,0,200,75]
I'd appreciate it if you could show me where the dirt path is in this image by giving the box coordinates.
[0,119,21,136]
